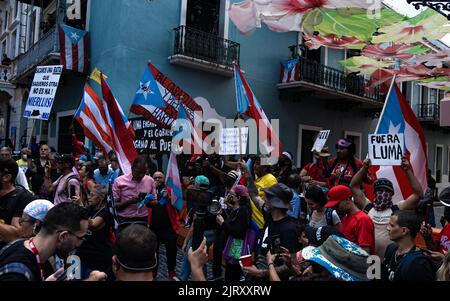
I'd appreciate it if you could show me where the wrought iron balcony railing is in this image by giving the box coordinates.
[0,65,12,82]
[417,103,440,121]
[16,26,60,77]
[173,26,240,69]
[280,56,382,103]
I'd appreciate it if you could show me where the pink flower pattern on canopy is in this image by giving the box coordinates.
[304,34,366,50]
[362,44,417,61]
[229,0,379,35]
[413,50,450,68]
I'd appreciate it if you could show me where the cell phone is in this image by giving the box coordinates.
[270,235,282,255]
[69,185,76,198]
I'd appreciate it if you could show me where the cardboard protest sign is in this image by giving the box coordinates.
[219,128,249,155]
[24,65,63,121]
[131,118,173,154]
[368,134,405,166]
[312,130,330,153]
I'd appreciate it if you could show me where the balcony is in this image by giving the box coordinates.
[418,103,440,123]
[278,55,383,108]
[14,26,60,81]
[169,26,240,77]
[0,65,12,82]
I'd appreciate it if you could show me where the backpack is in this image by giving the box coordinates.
[307,207,335,226]
[0,240,35,281]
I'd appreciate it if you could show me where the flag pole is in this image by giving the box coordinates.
[374,74,397,134]
[237,113,243,162]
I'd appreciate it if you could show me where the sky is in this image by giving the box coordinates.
[383,0,450,46]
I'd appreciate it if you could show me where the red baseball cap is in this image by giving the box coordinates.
[325,185,352,208]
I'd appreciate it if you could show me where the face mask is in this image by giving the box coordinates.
[374,191,394,211]
[313,157,318,164]
[22,154,27,160]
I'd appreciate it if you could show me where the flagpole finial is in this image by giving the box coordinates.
[148,59,152,64]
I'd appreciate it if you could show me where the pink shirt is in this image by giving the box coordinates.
[53,172,80,205]
[112,173,156,218]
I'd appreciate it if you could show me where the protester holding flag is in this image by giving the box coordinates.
[147,171,180,281]
[351,158,424,258]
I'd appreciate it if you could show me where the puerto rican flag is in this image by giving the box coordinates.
[280,59,299,83]
[75,84,114,154]
[100,76,138,175]
[370,80,428,203]
[75,81,137,175]
[235,64,281,161]
[166,151,183,212]
[58,24,89,74]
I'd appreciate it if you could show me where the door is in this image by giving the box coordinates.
[435,145,443,184]
[300,128,321,168]
[58,116,84,154]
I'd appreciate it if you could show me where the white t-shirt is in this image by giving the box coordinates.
[15,168,30,191]
[308,209,341,228]
[368,200,405,259]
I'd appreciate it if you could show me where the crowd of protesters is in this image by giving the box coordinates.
[0,134,449,282]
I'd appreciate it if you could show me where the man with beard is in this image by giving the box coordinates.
[350,158,423,258]
[325,138,372,188]
[0,158,35,249]
[0,203,106,281]
[147,171,180,280]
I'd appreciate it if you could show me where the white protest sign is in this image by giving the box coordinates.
[368,134,405,166]
[24,65,63,121]
[312,130,330,153]
[219,127,249,155]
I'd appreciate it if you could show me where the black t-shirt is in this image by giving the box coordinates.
[76,207,113,272]
[382,243,436,281]
[0,240,53,281]
[0,187,35,249]
[258,216,299,256]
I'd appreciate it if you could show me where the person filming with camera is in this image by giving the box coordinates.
[217,185,252,281]
[146,171,180,280]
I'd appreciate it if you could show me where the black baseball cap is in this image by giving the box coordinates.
[374,178,394,194]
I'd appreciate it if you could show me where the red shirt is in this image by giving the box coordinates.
[302,161,329,183]
[328,157,373,188]
[341,210,375,254]
[439,223,450,254]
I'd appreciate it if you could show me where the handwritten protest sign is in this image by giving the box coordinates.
[24,65,63,121]
[312,130,330,153]
[368,134,405,166]
[219,128,249,155]
[131,118,173,154]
